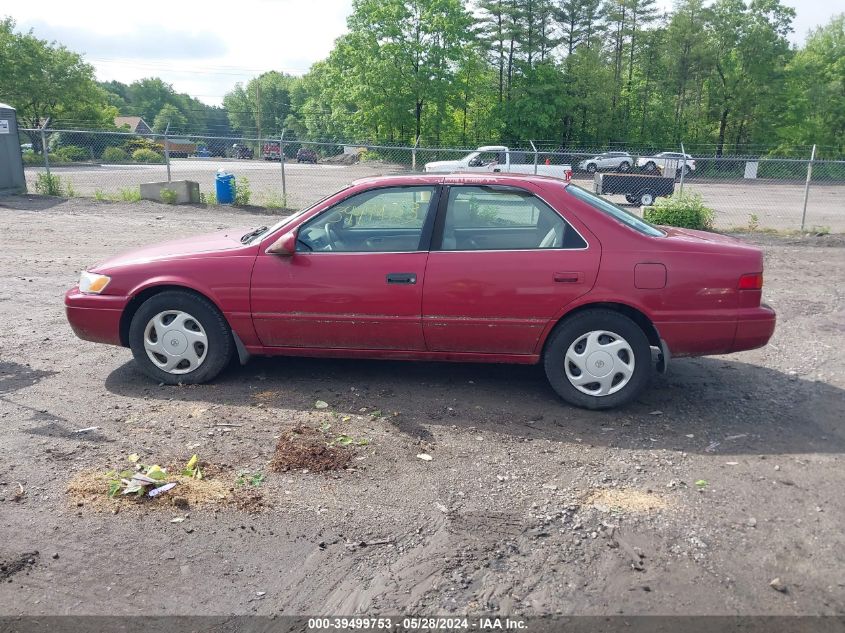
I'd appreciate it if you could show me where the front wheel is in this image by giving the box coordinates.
[586,163,597,174]
[618,161,631,172]
[543,310,652,410]
[128,290,233,385]
[644,161,657,172]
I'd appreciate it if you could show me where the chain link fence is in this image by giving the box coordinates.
[18,128,845,232]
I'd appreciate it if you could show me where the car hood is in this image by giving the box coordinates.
[425,160,461,170]
[91,228,254,271]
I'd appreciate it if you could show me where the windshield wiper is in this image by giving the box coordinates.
[240,226,268,244]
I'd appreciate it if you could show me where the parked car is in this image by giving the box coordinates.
[232,144,253,160]
[296,147,318,163]
[638,152,696,176]
[262,142,282,161]
[577,151,634,173]
[65,174,774,410]
[424,146,572,180]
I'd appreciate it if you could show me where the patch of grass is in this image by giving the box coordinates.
[120,188,141,202]
[34,172,68,196]
[643,192,714,230]
[159,188,178,205]
[264,193,287,209]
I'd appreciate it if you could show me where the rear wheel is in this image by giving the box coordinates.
[129,290,233,385]
[586,163,597,174]
[543,309,652,410]
[619,161,631,172]
[644,161,657,172]
[638,190,656,206]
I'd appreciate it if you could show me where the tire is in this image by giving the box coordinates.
[638,190,656,206]
[586,163,597,174]
[543,309,653,410]
[128,290,233,385]
[625,194,637,204]
[619,161,631,172]
[644,161,657,172]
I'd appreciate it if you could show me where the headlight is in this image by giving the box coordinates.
[79,271,111,294]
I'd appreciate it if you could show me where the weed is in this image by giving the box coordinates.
[643,192,715,230]
[34,172,66,196]
[233,176,251,206]
[235,471,265,487]
[159,188,178,205]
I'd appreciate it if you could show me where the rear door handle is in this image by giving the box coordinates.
[387,273,417,285]
[554,272,584,283]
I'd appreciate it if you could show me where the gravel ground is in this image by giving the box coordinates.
[24,160,845,232]
[0,195,843,617]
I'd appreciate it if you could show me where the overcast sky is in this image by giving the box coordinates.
[7,0,841,108]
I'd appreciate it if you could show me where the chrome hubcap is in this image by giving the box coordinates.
[564,330,635,396]
[143,310,208,374]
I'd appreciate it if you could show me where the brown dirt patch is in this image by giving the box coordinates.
[66,470,230,512]
[583,488,670,513]
[270,426,352,472]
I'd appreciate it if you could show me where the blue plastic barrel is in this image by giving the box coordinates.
[215,171,235,204]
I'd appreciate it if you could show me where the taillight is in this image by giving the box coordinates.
[565,168,573,182]
[738,273,763,290]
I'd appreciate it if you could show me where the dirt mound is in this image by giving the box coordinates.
[583,488,669,513]
[270,426,352,472]
[322,152,361,166]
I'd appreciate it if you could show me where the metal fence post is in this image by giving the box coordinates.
[280,129,287,205]
[163,123,172,182]
[411,135,420,171]
[800,144,816,232]
[40,127,50,176]
[530,140,539,175]
[679,141,686,194]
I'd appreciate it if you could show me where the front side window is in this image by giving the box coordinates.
[439,186,587,251]
[297,186,434,252]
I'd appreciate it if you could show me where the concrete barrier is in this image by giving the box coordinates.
[139,180,200,204]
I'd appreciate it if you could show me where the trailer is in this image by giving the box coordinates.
[163,138,197,159]
[594,173,675,206]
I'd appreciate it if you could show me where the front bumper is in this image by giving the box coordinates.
[731,303,776,352]
[65,287,127,346]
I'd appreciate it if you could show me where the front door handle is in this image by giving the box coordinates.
[554,271,584,283]
[387,273,417,285]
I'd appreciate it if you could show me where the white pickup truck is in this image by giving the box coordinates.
[424,146,572,180]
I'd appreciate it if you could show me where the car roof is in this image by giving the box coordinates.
[350,173,568,188]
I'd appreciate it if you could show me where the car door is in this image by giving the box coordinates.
[422,185,601,355]
[250,185,438,350]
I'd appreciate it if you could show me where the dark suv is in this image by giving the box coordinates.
[296,148,318,164]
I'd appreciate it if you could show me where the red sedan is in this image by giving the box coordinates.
[65,174,775,409]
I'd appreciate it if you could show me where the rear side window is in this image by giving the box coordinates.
[440,186,587,251]
[567,185,665,237]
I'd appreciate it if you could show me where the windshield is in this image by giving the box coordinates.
[566,184,665,237]
[244,187,352,243]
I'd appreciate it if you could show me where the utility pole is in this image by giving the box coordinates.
[255,82,261,148]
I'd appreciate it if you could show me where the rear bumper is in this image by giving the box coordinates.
[731,303,776,352]
[65,288,127,346]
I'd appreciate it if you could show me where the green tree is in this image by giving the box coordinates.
[223,71,299,138]
[0,17,116,146]
[152,103,188,133]
[779,14,845,154]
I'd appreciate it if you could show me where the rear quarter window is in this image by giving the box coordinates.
[566,185,665,237]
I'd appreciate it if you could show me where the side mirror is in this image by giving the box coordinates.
[266,230,297,256]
